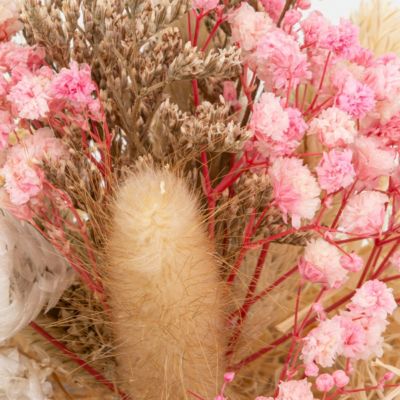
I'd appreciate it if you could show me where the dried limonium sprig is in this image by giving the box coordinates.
[168,42,241,80]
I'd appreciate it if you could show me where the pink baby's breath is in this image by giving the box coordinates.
[301,11,331,47]
[0,0,22,40]
[302,317,344,368]
[276,379,314,400]
[315,373,335,392]
[50,61,101,119]
[259,0,284,22]
[339,191,388,236]
[316,149,355,194]
[1,128,67,205]
[308,107,357,148]
[353,136,397,186]
[255,29,310,90]
[299,238,348,288]
[249,94,306,156]
[332,370,349,388]
[229,3,273,54]
[322,19,360,60]
[333,70,376,118]
[269,157,321,228]
[350,280,397,318]
[340,253,363,273]
[7,74,50,120]
[0,110,13,149]
[250,93,289,144]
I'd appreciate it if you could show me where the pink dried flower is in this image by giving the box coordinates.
[0,0,22,40]
[337,315,368,359]
[316,149,355,194]
[2,158,44,205]
[372,113,400,145]
[353,136,397,186]
[0,42,45,74]
[255,29,311,90]
[276,379,314,400]
[7,74,50,120]
[260,0,284,22]
[50,61,101,119]
[269,157,321,228]
[250,95,306,156]
[1,128,67,205]
[340,253,363,272]
[339,191,388,236]
[332,370,349,388]
[250,93,289,142]
[302,317,344,368]
[286,107,308,144]
[350,280,397,318]
[0,110,13,149]
[304,362,319,377]
[192,0,219,12]
[316,374,334,392]
[333,70,376,118]
[299,238,348,288]
[322,19,360,59]
[338,312,388,360]
[229,3,273,53]
[223,372,235,382]
[282,10,301,31]
[364,54,400,102]
[301,11,331,47]
[308,107,357,148]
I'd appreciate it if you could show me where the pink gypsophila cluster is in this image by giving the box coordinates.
[339,191,388,235]
[254,29,311,90]
[316,149,355,194]
[250,93,289,142]
[353,136,397,186]
[269,157,321,228]
[7,74,50,120]
[249,93,306,157]
[300,11,331,47]
[276,379,314,400]
[229,3,273,53]
[1,128,67,205]
[322,19,360,60]
[333,70,376,118]
[0,0,22,40]
[303,281,396,370]
[298,238,348,288]
[340,252,363,273]
[302,317,344,369]
[308,107,357,148]
[0,110,13,149]
[50,61,101,119]
[349,280,397,318]
[259,0,284,22]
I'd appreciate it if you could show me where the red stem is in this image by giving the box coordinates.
[30,322,130,400]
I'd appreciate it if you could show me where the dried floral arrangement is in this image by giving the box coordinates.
[2,0,400,399]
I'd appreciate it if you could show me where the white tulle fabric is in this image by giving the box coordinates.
[0,346,53,399]
[0,212,75,341]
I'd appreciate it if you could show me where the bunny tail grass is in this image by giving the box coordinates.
[106,168,226,399]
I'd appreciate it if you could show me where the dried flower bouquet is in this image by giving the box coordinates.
[1,0,400,399]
